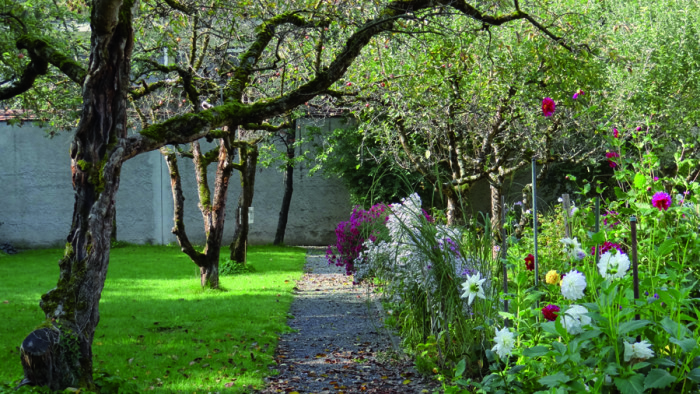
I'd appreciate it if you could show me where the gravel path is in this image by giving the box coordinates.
[258,252,441,394]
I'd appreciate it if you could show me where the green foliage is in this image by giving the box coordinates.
[308,123,421,206]
[220,258,256,276]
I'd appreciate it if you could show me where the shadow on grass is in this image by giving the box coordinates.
[0,244,307,393]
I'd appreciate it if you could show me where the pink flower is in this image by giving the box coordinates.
[572,89,585,99]
[636,126,642,131]
[613,128,619,138]
[651,192,672,211]
[606,151,620,168]
[542,304,560,322]
[542,97,556,117]
[524,254,535,271]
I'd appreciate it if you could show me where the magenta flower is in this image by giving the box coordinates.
[542,304,560,322]
[613,128,619,138]
[606,151,620,168]
[591,241,624,256]
[542,97,556,117]
[572,89,584,100]
[651,192,672,211]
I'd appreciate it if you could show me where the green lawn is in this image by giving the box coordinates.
[0,244,307,393]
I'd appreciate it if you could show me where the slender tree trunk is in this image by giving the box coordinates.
[19,1,134,389]
[163,138,233,289]
[230,142,259,262]
[274,133,295,245]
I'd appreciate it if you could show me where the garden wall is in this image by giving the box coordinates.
[0,118,353,248]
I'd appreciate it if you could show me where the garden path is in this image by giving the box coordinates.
[258,249,441,394]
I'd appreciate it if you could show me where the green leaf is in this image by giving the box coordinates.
[552,341,567,355]
[687,368,700,383]
[644,369,676,389]
[656,238,675,257]
[618,320,651,335]
[538,372,570,388]
[454,359,466,378]
[614,374,645,394]
[522,346,551,357]
[669,337,697,353]
[633,173,646,189]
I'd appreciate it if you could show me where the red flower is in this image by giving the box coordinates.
[542,97,556,117]
[606,151,620,168]
[613,127,619,138]
[542,304,560,321]
[524,254,535,271]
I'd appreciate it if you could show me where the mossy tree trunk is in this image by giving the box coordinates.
[163,138,235,289]
[274,129,295,245]
[230,141,259,263]
[19,1,135,389]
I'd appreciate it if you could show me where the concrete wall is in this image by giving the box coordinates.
[0,118,353,248]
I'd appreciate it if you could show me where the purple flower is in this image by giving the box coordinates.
[651,192,672,211]
[613,128,619,138]
[572,89,584,100]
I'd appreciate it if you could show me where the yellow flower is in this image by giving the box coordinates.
[545,270,560,285]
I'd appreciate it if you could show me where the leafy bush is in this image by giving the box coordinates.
[220,258,255,276]
[326,203,390,275]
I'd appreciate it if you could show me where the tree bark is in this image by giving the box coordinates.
[163,138,234,289]
[19,0,134,388]
[230,142,259,263]
[274,131,295,245]
[489,178,504,247]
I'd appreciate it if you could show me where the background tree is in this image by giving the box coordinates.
[1,0,575,388]
[332,1,608,231]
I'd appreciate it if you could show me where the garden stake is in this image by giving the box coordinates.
[501,195,509,327]
[630,216,640,321]
[594,197,600,265]
[532,159,539,288]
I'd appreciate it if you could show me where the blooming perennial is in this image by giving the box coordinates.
[461,272,487,306]
[591,241,624,256]
[492,327,515,359]
[524,253,535,271]
[561,305,591,335]
[624,340,654,362]
[560,237,585,261]
[597,250,631,280]
[651,192,672,211]
[613,127,619,138]
[606,151,620,168]
[560,270,587,300]
[545,270,560,285]
[542,304,560,322]
[542,97,556,117]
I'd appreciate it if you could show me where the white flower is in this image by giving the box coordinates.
[560,237,585,261]
[624,340,654,362]
[560,270,587,300]
[561,304,591,335]
[597,251,630,280]
[461,272,486,305]
[492,327,515,358]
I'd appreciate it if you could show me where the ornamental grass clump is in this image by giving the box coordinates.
[354,193,497,368]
